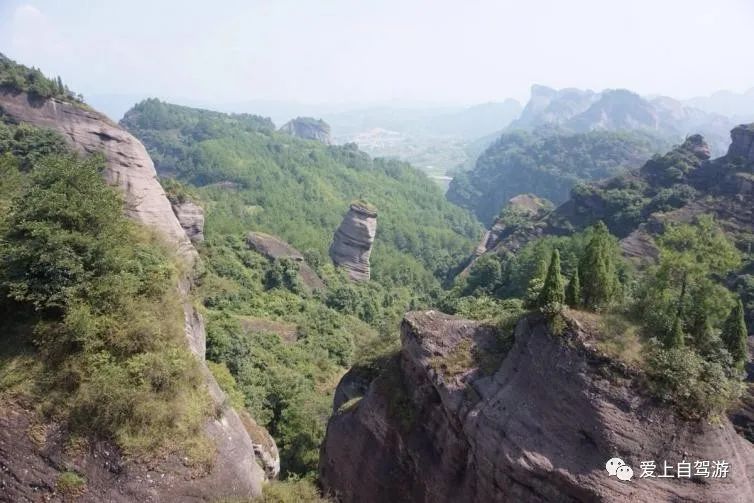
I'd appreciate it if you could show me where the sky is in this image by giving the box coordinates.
[1,0,754,112]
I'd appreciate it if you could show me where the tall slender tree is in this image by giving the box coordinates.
[565,265,581,308]
[537,249,565,313]
[722,298,749,369]
[578,221,616,310]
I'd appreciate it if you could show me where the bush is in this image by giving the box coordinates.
[0,153,210,460]
[646,347,742,418]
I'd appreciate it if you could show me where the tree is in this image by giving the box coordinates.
[578,221,617,310]
[722,299,749,369]
[638,216,741,346]
[565,265,581,308]
[537,249,564,314]
[668,313,685,348]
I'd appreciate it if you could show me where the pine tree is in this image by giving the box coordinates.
[578,221,616,310]
[565,265,581,308]
[537,249,565,314]
[722,298,749,369]
[667,313,685,348]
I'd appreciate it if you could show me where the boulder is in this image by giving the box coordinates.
[320,310,754,502]
[246,231,325,291]
[279,117,332,144]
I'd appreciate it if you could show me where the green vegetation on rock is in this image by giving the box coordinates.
[118,98,482,479]
[0,122,210,461]
[0,53,81,102]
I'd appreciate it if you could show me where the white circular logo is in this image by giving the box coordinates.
[605,457,625,476]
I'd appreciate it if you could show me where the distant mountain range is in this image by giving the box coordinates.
[508,85,736,156]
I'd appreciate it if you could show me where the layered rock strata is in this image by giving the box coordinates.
[320,310,754,502]
[329,203,377,281]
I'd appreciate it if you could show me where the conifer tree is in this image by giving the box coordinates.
[578,221,616,310]
[722,298,749,369]
[667,313,685,348]
[565,265,581,308]
[537,249,565,313]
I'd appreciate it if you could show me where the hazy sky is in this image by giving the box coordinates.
[1,0,753,107]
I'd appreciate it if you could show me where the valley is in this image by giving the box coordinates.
[1,6,754,499]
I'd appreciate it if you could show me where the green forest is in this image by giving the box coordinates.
[119,98,483,480]
[447,126,668,224]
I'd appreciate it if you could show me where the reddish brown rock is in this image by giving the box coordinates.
[320,311,754,502]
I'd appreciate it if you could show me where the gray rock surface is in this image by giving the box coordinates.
[279,117,332,144]
[728,124,754,162]
[0,91,274,500]
[320,310,754,502]
[246,231,325,290]
[0,91,195,261]
[329,203,377,281]
[172,201,205,243]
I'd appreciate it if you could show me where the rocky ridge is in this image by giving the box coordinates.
[329,203,377,281]
[320,310,754,502]
[0,90,276,501]
[279,116,332,144]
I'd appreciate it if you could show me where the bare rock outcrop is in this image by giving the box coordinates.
[727,124,754,163]
[246,231,325,291]
[0,91,274,500]
[320,311,754,502]
[172,201,205,244]
[279,117,332,144]
[0,91,195,261]
[329,203,377,281]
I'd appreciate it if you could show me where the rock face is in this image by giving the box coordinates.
[727,124,754,162]
[329,203,377,281]
[279,117,332,144]
[0,91,195,261]
[0,91,275,500]
[172,201,205,244]
[246,231,325,291]
[320,311,754,502]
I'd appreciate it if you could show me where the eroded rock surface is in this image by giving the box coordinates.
[0,91,195,261]
[329,203,377,281]
[320,311,754,502]
[172,201,205,244]
[246,231,325,290]
[0,91,274,500]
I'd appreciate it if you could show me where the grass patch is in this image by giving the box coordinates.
[595,313,646,367]
[56,471,86,496]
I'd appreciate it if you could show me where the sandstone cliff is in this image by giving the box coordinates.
[329,203,377,281]
[172,200,205,244]
[0,91,276,500]
[279,117,332,144]
[320,311,754,502]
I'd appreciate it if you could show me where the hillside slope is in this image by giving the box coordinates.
[0,55,273,501]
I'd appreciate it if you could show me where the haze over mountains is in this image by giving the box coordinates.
[2,1,754,500]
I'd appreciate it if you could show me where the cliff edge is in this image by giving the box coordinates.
[320,311,754,502]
